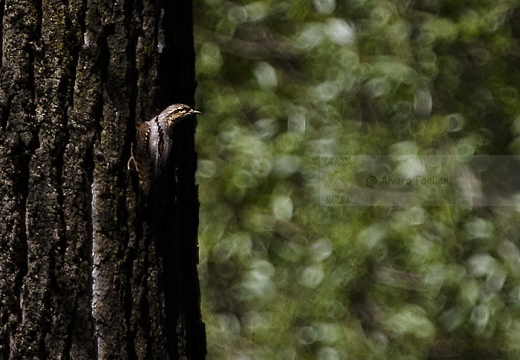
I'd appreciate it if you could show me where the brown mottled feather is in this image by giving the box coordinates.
[129,104,200,196]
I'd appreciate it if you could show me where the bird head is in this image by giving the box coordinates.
[164,103,201,128]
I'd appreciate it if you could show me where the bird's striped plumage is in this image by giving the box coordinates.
[129,104,200,195]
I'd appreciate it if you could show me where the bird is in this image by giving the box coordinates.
[128,104,200,196]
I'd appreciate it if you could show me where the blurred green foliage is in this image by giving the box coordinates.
[193,0,520,358]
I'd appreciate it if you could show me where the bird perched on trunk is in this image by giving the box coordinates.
[128,104,200,196]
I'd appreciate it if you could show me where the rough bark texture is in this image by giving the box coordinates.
[0,0,205,359]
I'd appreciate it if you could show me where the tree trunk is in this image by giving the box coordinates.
[0,0,205,359]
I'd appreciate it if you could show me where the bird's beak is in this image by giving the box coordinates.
[191,109,201,115]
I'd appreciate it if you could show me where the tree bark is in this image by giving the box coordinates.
[0,0,205,359]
